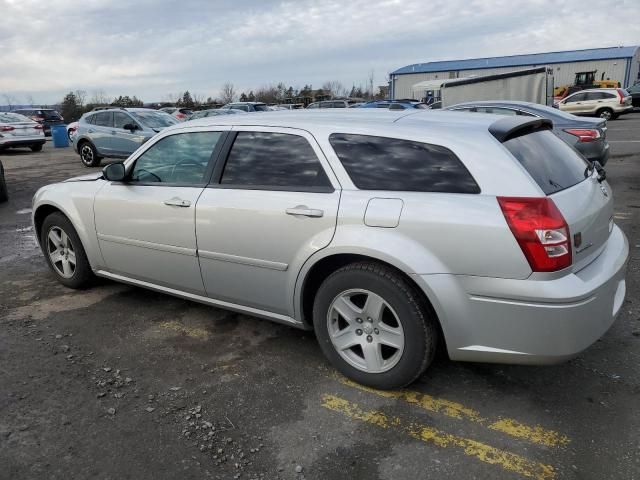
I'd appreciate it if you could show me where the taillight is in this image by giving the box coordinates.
[0,126,15,132]
[616,89,626,104]
[176,113,186,119]
[564,128,600,142]
[34,124,44,130]
[498,197,572,272]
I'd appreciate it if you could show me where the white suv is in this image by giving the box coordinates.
[557,88,633,120]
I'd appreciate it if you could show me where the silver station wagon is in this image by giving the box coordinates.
[32,110,628,389]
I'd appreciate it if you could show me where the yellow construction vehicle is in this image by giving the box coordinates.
[554,70,621,98]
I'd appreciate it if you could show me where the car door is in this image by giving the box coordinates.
[94,129,227,294]
[91,111,115,155]
[561,92,587,114]
[195,127,341,315]
[111,111,146,157]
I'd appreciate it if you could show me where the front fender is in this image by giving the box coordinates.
[32,181,107,270]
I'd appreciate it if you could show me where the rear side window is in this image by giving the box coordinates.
[85,114,97,125]
[94,112,112,127]
[503,130,589,195]
[221,132,332,191]
[329,134,480,193]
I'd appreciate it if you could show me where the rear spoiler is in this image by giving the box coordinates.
[489,117,553,143]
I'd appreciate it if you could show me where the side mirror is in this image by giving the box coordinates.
[123,123,138,131]
[103,162,126,182]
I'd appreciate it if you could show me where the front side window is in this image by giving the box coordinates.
[130,111,177,129]
[220,132,332,190]
[94,112,113,127]
[564,93,585,103]
[329,134,480,193]
[307,103,319,109]
[113,112,135,129]
[130,132,222,184]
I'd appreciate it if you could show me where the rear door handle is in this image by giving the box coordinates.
[163,198,191,207]
[286,206,324,218]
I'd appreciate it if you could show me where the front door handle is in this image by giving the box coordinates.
[163,198,191,207]
[286,206,324,218]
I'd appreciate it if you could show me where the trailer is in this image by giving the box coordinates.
[411,67,555,107]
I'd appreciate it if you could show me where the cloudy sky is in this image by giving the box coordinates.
[1,0,639,104]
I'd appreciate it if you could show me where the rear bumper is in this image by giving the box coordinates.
[0,137,46,149]
[415,224,628,364]
[615,106,634,116]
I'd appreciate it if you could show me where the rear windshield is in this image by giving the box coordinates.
[0,112,31,123]
[503,130,589,195]
[130,111,178,128]
[253,104,270,112]
[40,110,63,120]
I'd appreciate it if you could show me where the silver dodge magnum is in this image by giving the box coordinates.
[32,110,628,389]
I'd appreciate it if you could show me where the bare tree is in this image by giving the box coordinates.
[322,80,347,98]
[25,94,35,106]
[89,89,110,105]
[162,93,180,105]
[367,70,375,99]
[192,92,205,107]
[74,90,87,109]
[2,93,18,110]
[220,82,236,104]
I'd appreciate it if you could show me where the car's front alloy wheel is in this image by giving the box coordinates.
[41,212,94,289]
[313,262,438,389]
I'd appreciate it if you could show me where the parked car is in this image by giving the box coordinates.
[189,109,247,120]
[0,112,46,152]
[447,101,610,165]
[32,110,628,389]
[307,100,359,109]
[159,107,194,121]
[12,108,64,136]
[73,108,178,167]
[66,121,79,140]
[0,159,7,202]
[358,100,429,110]
[556,88,633,120]
[626,82,640,107]
[220,102,271,112]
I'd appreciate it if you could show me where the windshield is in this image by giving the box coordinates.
[130,111,178,128]
[0,112,32,123]
[253,104,270,112]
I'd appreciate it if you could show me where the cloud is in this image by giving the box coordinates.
[0,0,639,103]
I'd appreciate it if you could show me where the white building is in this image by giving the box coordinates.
[390,46,640,100]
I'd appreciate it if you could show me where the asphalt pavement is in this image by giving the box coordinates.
[1,114,639,480]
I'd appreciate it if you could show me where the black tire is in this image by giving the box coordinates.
[78,141,101,167]
[30,144,43,152]
[313,262,438,389]
[596,108,614,121]
[40,212,95,289]
[0,161,7,203]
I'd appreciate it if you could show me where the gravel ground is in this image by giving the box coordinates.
[1,114,639,480]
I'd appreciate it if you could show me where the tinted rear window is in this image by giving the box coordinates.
[503,130,589,195]
[329,134,480,193]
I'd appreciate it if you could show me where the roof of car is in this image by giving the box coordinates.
[170,109,513,132]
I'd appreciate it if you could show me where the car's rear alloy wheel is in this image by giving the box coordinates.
[313,262,438,389]
[327,289,404,373]
[41,212,94,289]
[80,142,100,167]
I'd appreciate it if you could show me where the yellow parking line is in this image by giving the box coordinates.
[338,377,569,447]
[322,394,555,480]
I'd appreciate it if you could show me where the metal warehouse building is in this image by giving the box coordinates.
[390,46,640,100]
